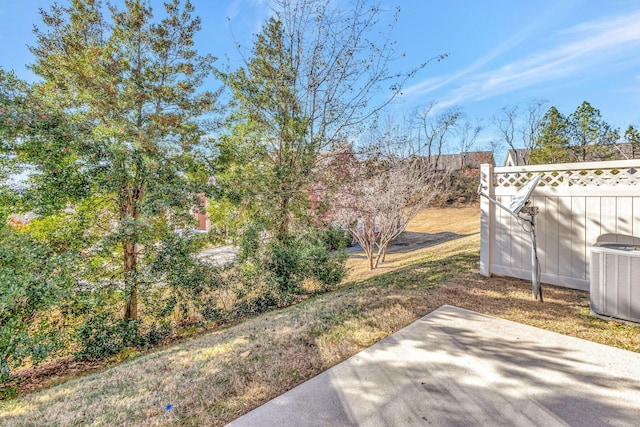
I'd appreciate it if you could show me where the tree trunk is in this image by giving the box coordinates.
[277,196,290,238]
[373,245,384,269]
[123,241,138,320]
[121,186,142,321]
[373,238,391,269]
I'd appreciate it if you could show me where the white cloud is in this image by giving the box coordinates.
[225,0,273,39]
[226,0,243,20]
[409,8,640,111]
[403,14,541,98]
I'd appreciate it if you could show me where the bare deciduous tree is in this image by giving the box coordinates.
[494,105,518,160]
[330,112,455,270]
[493,100,547,165]
[413,104,460,167]
[457,118,482,168]
[523,100,548,152]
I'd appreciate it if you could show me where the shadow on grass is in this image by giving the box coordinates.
[323,246,640,356]
[346,231,476,260]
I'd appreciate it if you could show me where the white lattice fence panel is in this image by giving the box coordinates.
[494,164,640,189]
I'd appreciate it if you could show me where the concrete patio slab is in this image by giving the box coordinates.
[227,305,640,427]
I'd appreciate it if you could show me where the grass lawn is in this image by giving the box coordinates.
[2,206,639,426]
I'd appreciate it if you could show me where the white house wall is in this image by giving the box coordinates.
[480,160,640,291]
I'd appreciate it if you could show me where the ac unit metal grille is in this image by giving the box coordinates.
[590,245,640,323]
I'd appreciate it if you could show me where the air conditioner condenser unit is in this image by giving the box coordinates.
[590,243,640,324]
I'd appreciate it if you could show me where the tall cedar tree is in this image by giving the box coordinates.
[21,0,218,320]
[221,18,308,237]
[0,70,27,219]
[625,125,640,159]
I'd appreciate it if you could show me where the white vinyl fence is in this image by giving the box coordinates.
[480,160,640,290]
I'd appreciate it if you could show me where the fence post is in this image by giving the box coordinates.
[480,163,493,276]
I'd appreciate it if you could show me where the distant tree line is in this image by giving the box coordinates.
[531,101,639,164]
[492,100,639,165]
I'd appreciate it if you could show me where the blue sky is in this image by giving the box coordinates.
[2,0,640,161]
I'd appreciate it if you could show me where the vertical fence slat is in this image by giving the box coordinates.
[571,197,586,280]
[480,164,493,276]
[496,195,511,268]
[585,197,602,283]
[536,196,547,274]
[634,198,640,246]
[616,197,634,244]
[546,197,560,277]
[601,197,617,238]
[558,196,573,279]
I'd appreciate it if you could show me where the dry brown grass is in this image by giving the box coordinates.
[345,205,479,281]
[1,206,639,426]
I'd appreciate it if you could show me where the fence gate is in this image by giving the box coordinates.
[480,160,640,290]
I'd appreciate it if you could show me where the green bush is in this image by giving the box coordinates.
[252,227,348,299]
[237,222,262,263]
[264,236,305,296]
[201,305,227,323]
[74,313,129,360]
[143,321,172,347]
[232,293,277,317]
[74,313,173,361]
[321,225,352,251]
[148,233,224,324]
[1,226,73,380]
[307,245,347,290]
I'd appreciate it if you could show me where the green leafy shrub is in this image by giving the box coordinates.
[143,322,172,347]
[148,233,224,324]
[236,227,348,302]
[75,314,129,360]
[75,314,173,361]
[232,292,278,317]
[237,222,263,263]
[1,225,74,380]
[321,225,352,251]
[306,244,348,290]
[264,236,305,296]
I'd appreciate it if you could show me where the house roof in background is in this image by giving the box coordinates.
[505,143,640,166]
[504,149,530,166]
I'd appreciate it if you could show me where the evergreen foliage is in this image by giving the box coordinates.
[1,0,222,377]
[531,102,620,164]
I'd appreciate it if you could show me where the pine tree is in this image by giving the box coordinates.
[568,101,618,162]
[217,0,434,238]
[530,106,571,164]
[624,125,640,159]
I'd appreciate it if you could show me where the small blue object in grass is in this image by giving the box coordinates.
[166,404,173,411]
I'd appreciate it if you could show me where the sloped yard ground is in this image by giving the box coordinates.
[2,206,639,426]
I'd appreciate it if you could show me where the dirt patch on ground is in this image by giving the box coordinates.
[1,357,107,398]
